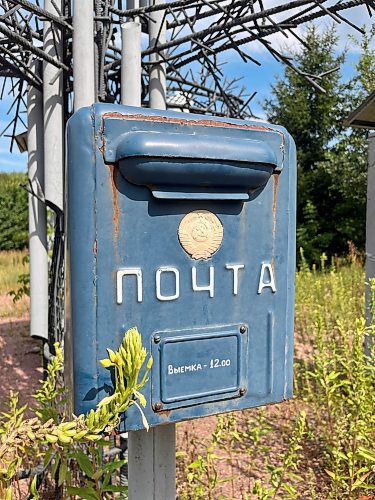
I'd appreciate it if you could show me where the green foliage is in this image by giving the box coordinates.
[252,411,307,500]
[265,25,343,172]
[265,25,374,262]
[0,250,29,317]
[305,318,375,498]
[0,173,28,251]
[295,259,375,498]
[0,327,152,499]
[177,259,374,498]
[8,253,30,302]
[351,25,375,96]
[178,416,234,500]
[295,248,365,344]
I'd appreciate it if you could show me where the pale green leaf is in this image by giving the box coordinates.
[100,359,114,369]
[66,486,99,500]
[71,450,94,478]
[101,484,129,493]
[30,475,39,499]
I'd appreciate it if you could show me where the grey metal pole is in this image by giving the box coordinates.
[148,0,166,109]
[28,61,48,341]
[73,0,95,110]
[43,0,64,211]
[121,22,142,106]
[128,426,176,499]
[128,3,176,498]
[365,132,375,355]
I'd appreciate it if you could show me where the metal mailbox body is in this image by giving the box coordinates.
[66,103,296,430]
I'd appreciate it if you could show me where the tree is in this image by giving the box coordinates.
[318,26,375,258]
[264,24,374,262]
[0,172,28,250]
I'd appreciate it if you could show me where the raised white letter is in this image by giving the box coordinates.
[116,268,143,304]
[156,267,180,301]
[225,264,245,295]
[258,263,277,294]
[192,266,214,297]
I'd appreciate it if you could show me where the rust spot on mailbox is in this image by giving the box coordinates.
[271,173,280,268]
[101,111,285,159]
[272,173,279,241]
[154,408,172,418]
[107,164,119,241]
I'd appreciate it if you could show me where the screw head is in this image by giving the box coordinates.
[154,335,161,344]
[240,325,247,334]
[154,402,162,411]
[239,388,246,397]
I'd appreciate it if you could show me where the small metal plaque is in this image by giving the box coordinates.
[151,324,248,410]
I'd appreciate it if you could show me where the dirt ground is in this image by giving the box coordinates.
[0,298,323,499]
[176,401,331,499]
[0,305,42,415]
[0,297,363,499]
[0,298,314,499]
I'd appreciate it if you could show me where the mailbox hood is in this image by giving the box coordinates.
[101,107,286,201]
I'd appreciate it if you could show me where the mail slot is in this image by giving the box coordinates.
[66,104,296,430]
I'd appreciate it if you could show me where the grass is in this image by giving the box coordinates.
[295,250,365,343]
[0,250,29,318]
[0,250,28,295]
[0,248,373,498]
[177,253,375,499]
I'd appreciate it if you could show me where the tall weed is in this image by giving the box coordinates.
[299,316,375,497]
[0,327,152,499]
[295,255,375,498]
[0,250,29,317]
[178,256,374,499]
[0,251,28,295]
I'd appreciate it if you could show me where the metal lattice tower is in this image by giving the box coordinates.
[0,0,373,149]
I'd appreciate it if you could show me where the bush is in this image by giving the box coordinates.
[0,327,152,499]
[0,173,28,250]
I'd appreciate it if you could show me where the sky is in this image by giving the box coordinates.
[0,1,373,173]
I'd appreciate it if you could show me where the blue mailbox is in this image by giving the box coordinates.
[66,103,296,430]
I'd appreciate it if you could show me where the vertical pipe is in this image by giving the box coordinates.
[73,0,96,110]
[128,427,176,500]
[365,132,375,355]
[121,22,142,106]
[148,0,166,110]
[43,0,64,211]
[28,61,48,341]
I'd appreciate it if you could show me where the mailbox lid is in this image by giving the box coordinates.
[101,106,286,200]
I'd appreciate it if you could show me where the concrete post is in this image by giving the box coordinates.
[148,0,166,109]
[128,426,176,499]
[121,22,142,106]
[127,2,176,498]
[43,0,64,211]
[28,62,48,341]
[73,0,96,110]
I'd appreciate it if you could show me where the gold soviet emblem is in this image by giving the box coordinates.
[178,210,223,259]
